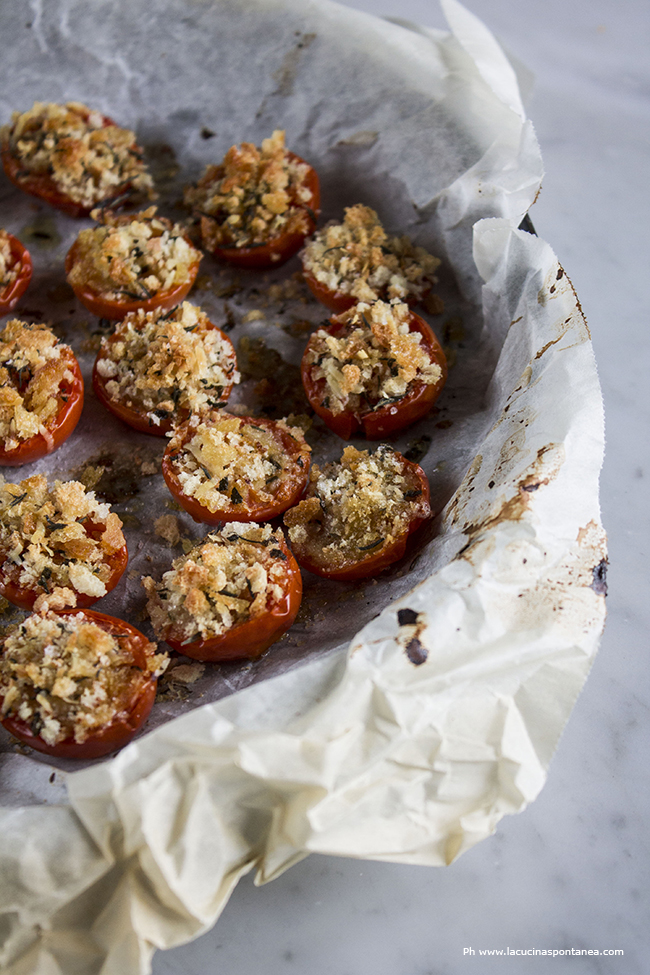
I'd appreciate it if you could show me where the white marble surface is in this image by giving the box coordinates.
[146,0,649,971]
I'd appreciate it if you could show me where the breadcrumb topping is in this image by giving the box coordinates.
[304,299,442,414]
[1,101,155,209]
[143,523,292,644]
[0,231,19,290]
[167,412,309,515]
[0,319,76,451]
[67,207,201,300]
[95,302,239,426]
[284,445,430,569]
[0,475,125,611]
[0,611,166,745]
[301,204,440,303]
[184,130,315,249]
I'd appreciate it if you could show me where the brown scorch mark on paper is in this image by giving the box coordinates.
[397,608,428,666]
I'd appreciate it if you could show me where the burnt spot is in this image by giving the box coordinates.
[591,559,608,597]
[397,608,428,665]
[405,637,428,666]
[397,608,419,627]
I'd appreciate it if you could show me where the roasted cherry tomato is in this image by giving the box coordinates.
[1,107,150,218]
[145,527,302,662]
[284,445,431,581]
[0,609,164,759]
[301,307,447,440]
[0,345,84,466]
[186,131,320,270]
[300,204,440,311]
[208,155,320,269]
[162,411,310,524]
[0,520,128,611]
[91,304,238,436]
[0,233,32,315]
[65,236,201,321]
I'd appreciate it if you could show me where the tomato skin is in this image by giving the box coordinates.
[289,456,430,581]
[0,234,33,315]
[91,319,236,436]
[301,310,447,441]
[1,114,143,218]
[0,521,128,611]
[0,348,84,467]
[203,154,320,270]
[162,413,311,525]
[0,609,159,759]
[65,239,200,321]
[163,536,302,662]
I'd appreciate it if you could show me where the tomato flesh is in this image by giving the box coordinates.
[0,234,32,315]
[0,609,160,759]
[0,348,84,467]
[301,310,447,440]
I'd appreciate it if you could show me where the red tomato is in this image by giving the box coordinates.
[286,451,430,581]
[0,234,32,315]
[65,238,201,321]
[301,310,447,440]
[162,412,310,524]
[1,112,144,218]
[91,315,237,436]
[163,534,302,662]
[0,347,84,466]
[201,153,320,269]
[0,609,160,759]
[0,519,128,611]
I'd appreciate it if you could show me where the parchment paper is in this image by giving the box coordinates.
[0,1,606,972]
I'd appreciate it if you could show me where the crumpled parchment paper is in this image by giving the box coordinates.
[0,1,606,972]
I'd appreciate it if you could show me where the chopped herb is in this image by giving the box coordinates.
[358,538,384,551]
[269,548,287,560]
[230,486,243,505]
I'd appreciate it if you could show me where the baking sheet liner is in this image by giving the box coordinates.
[0,1,606,972]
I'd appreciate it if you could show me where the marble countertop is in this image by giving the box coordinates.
[150,1,647,972]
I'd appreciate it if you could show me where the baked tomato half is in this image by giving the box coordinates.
[143,523,301,662]
[1,102,154,218]
[0,475,128,612]
[0,232,32,315]
[185,131,320,269]
[65,208,201,320]
[0,320,84,467]
[301,299,447,440]
[162,411,310,525]
[300,204,440,311]
[0,608,167,759]
[284,444,431,581]
[92,303,239,436]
